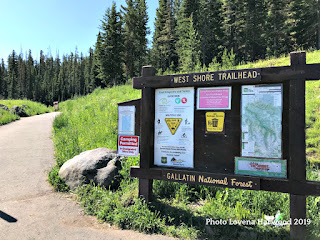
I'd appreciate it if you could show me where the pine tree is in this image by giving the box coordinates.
[151,0,178,71]
[291,0,320,50]
[198,0,224,65]
[35,50,46,102]
[7,50,19,99]
[17,52,27,98]
[135,0,149,73]
[100,3,124,86]
[223,0,247,62]
[175,0,202,72]
[79,53,85,95]
[180,0,200,23]
[122,0,149,78]
[178,14,201,72]
[72,50,80,95]
[44,54,54,104]
[53,55,61,101]
[243,0,267,61]
[94,32,105,88]
[265,0,293,57]
[84,48,93,94]
[58,55,67,101]
[26,50,35,99]
[90,49,99,91]
[0,59,6,98]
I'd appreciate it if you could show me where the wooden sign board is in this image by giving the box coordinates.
[127,52,320,240]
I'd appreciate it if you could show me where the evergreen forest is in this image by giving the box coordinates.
[0,0,319,105]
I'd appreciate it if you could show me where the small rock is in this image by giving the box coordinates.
[59,148,122,190]
[10,105,28,117]
[0,104,9,111]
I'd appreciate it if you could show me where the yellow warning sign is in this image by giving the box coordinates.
[206,112,225,132]
[165,118,182,135]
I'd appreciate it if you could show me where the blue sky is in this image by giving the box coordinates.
[0,0,158,62]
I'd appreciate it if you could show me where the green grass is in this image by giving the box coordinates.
[0,99,53,125]
[0,109,20,125]
[51,86,140,167]
[49,50,320,239]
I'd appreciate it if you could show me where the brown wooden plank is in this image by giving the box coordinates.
[133,75,171,89]
[290,194,307,240]
[288,52,306,182]
[289,51,307,240]
[305,63,320,80]
[131,167,320,196]
[137,66,157,202]
[139,179,153,203]
[130,166,162,180]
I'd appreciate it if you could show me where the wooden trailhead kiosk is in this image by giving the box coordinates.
[119,52,320,239]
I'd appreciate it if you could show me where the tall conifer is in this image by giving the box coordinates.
[26,50,35,99]
[198,0,224,65]
[265,0,293,57]
[0,59,6,97]
[122,0,149,78]
[291,0,320,50]
[152,0,178,71]
[7,50,19,99]
[102,3,124,86]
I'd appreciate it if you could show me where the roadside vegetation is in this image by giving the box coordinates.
[0,99,53,125]
[49,50,320,239]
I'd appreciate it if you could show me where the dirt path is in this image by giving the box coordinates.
[0,113,173,240]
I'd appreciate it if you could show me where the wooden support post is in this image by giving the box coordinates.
[289,51,307,240]
[138,66,156,202]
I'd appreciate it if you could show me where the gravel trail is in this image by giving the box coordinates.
[0,112,173,240]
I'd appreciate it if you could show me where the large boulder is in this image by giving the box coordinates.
[0,104,9,111]
[10,105,28,117]
[58,148,123,190]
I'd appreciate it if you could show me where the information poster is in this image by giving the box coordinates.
[118,135,139,157]
[205,112,225,133]
[154,87,194,168]
[197,87,232,110]
[235,157,287,178]
[118,106,135,136]
[241,84,282,158]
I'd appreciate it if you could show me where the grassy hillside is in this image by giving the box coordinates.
[49,50,320,239]
[0,99,53,125]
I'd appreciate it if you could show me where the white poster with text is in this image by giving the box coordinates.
[154,87,194,168]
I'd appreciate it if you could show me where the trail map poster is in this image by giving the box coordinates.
[154,87,194,168]
[241,84,282,158]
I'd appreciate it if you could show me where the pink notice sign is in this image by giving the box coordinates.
[197,87,232,110]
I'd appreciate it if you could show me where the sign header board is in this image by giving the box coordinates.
[171,69,261,87]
